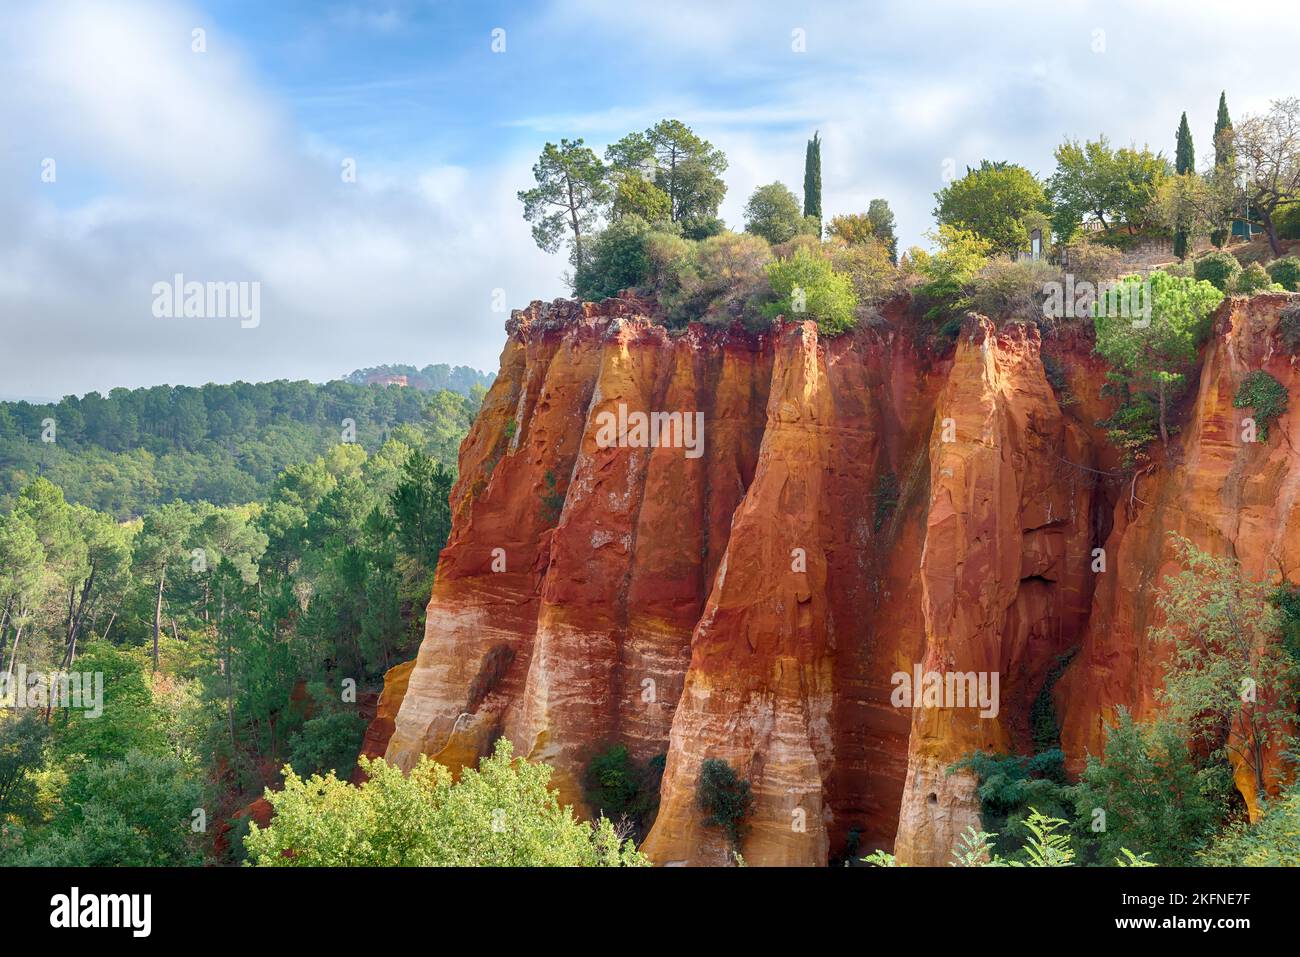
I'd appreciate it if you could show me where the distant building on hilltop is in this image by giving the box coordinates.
[344,363,494,397]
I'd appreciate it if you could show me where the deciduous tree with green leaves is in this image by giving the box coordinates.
[1073,709,1227,865]
[744,182,806,245]
[1047,136,1169,239]
[934,160,1047,255]
[1151,535,1297,802]
[246,738,647,866]
[1226,97,1300,256]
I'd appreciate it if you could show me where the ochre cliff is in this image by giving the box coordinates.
[381,292,1299,865]
[1057,293,1300,820]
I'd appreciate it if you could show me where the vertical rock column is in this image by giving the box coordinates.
[643,321,843,866]
[895,320,1098,865]
[385,310,606,772]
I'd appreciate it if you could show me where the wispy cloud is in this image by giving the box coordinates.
[1,0,1298,398]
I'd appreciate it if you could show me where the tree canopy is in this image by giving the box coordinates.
[934,160,1047,255]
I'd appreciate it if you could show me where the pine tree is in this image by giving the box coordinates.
[803,131,822,234]
[1211,92,1233,247]
[1174,113,1195,259]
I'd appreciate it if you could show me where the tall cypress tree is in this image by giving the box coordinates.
[1211,92,1233,247]
[1175,112,1195,174]
[803,131,822,234]
[1213,92,1233,168]
[1174,113,1195,259]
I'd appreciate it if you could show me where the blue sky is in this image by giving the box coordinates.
[1,0,1297,398]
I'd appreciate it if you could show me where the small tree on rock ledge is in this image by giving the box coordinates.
[697,758,755,851]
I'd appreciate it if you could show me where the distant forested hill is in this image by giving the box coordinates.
[344,363,494,395]
[0,378,481,519]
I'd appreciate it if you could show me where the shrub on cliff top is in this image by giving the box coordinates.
[911,225,993,323]
[827,236,897,318]
[644,231,773,328]
[968,258,1062,325]
[697,758,755,850]
[1266,256,1300,291]
[572,215,660,301]
[1236,261,1279,295]
[763,246,859,334]
[1193,250,1242,292]
[1062,239,1123,286]
[287,711,368,779]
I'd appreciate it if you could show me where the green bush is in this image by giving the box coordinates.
[680,215,725,241]
[1236,261,1275,294]
[1233,369,1288,441]
[583,744,663,833]
[763,246,859,334]
[696,758,754,849]
[1275,203,1300,240]
[644,231,772,329]
[1193,250,1242,292]
[948,749,1075,860]
[867,808,1155,868]
[912,225,993,322]
[1265,256,1300,292]
[573,215,660,301]
[288,711,368,778]
[247,739,648,866]
[1063,240,1122,285]
[1200,784,1300,866]
[6,750,204,867]
[1073,711,1228,866]
[827,237,897,311]
[584,745,640,813]
[968,258,1061,323]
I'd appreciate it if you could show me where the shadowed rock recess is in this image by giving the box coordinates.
[372,293,1299,866]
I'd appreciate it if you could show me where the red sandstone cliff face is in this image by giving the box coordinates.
[1057,294,1300,819]
[382,292,1299,865]
[892,319,1107,865]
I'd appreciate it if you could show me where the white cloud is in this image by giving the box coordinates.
[2,0,1300,399]
[0,0,563,397]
